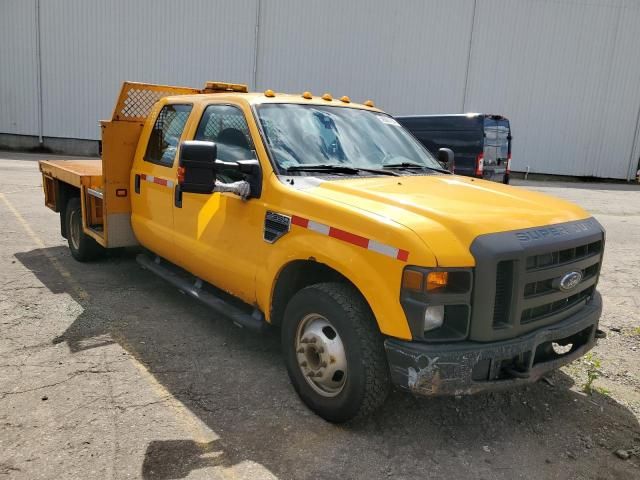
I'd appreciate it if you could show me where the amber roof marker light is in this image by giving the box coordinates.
[264,89,276,97]
[302,91,313,99]
[321,93,333,101]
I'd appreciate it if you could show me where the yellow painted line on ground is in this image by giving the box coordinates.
[124,349,219,444]
[0,191,233,474]
[0,192,89,302]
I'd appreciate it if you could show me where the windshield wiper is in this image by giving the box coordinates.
[286,164,399,176]
[383,162,450,174]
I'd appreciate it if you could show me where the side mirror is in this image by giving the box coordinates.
[178,141,217,193]
[438,148,455,173]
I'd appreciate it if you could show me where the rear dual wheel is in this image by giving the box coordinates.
[282,282,390,423]
[65,197,103,262]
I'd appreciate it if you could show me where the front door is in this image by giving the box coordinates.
[130,102,192,260]
[172,103,264,304]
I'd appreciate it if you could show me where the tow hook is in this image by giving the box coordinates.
[595,329,607,339]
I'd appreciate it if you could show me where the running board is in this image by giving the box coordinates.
[136,254,268,332]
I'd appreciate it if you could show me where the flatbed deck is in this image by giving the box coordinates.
[39,159,103,188]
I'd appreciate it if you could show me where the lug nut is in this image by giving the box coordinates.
[300,361,307,367]
[317,347,324,353]
[320,361,327,368]
[301,338,309,344]
[309,338,317,344]
[296,348,304,353]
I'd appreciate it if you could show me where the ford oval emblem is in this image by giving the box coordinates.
[559,271,583,292]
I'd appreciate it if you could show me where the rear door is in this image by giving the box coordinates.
[483,116,510,182]
[130,102,192,260]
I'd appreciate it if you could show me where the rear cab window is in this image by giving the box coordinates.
[144,104,193,167]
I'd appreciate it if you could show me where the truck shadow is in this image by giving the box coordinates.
[15,246,640,480]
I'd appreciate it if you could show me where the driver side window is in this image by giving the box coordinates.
[195,105,255,163]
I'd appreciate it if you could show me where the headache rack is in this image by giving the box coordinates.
[41,80,248,248]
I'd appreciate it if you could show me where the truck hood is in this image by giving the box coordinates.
[308,174,591,266]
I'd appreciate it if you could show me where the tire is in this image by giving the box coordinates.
[282,282,390,423]
[64,197,102,262]
[503,174,510,185]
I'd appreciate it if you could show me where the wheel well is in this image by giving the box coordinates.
[270,260,367,327]
[57,181,79,239]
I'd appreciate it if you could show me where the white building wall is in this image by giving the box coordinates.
[256,0,474,116]
[38,0,258,140]
[1,0,639,179]
[464,0,640,179]
[0,0,40,136]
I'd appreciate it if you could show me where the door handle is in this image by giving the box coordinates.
[174,184,182,208]
[134,174,141,194]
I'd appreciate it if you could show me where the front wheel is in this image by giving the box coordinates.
[282,282,390,422]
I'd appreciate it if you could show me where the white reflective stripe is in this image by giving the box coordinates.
[308,220,330,235]
[142,175,174,188]
[367,240,398,258]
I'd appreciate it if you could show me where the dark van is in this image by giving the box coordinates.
[396,114,512,184]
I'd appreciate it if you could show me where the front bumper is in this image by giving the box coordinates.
[384,291,602,396]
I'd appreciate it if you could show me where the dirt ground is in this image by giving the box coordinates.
[0,151,638,480]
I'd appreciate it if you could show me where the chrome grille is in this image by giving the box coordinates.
[469,218,604,342]
[518,242,601,325]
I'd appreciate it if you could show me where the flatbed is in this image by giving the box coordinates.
[39,159,103,188]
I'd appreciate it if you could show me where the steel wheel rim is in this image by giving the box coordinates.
[295,313,347,397]
[69,209,81,250]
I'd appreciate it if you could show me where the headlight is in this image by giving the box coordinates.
[423,305,445,331]
[400,267,473,341]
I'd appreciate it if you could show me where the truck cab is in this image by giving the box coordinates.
[40,82,604,422]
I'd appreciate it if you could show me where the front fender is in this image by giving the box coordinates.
[256,226,431,341]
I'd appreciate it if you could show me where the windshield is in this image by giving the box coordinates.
[255,104,443,174]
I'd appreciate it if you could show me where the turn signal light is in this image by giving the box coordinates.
[402,270,450,292]
[426,272,449,291]
[401,269,423,292]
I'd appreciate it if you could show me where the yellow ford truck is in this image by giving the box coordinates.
[40,81,605,422]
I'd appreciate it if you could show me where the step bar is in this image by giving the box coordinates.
[136,253,268,332]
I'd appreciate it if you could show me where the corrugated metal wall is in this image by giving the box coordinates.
[1,0,639,179]
[257,0,474,115]
[38,0,257,140]
[0,1,39,136]
[464,0,640,179]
